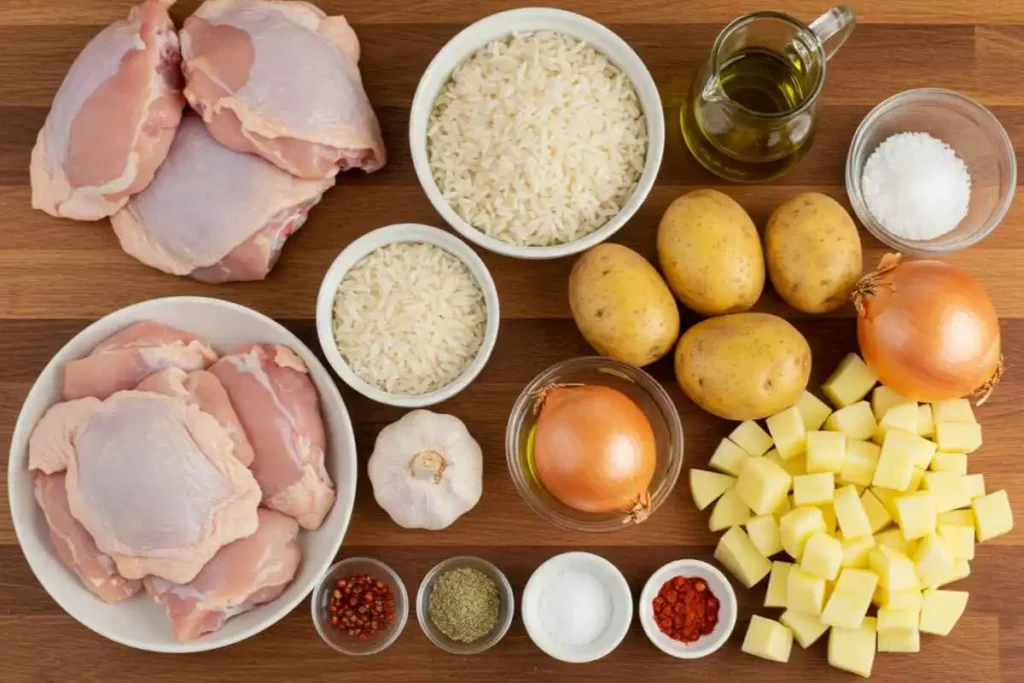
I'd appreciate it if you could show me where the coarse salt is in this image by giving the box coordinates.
[537,570,612,646]
[861,131,971,241]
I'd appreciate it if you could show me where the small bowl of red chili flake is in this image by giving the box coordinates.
[311,557,409,655]
[639,559,737,659]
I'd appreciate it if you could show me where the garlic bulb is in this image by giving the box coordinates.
[367,410,483,530]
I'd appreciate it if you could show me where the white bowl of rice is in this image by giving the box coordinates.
[410,8,665,260]
[315,224,500,408]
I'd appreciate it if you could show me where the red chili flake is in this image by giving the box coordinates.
[326,572,394,640]
[652,575,720,643]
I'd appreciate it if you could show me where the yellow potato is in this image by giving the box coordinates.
[675,312,811,420]
[657,189,765,315]
[765,193,863,313]
[569,243,680,367]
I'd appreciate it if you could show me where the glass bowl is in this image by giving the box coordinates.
[311,557,409,655]
[846,88,1016,254]
[505,357,684,532]
[415,556,515,655]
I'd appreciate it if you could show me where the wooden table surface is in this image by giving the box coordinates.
[2,1,1023,681]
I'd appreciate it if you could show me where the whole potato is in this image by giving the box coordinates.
[766,193,863,313]
[569,244,680,367]
[674,312,811,420]
[657,189,764,315]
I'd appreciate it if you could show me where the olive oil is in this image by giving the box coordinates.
[718,48,808,115]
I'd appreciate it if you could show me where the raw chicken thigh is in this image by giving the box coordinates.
[145,509,301,642]
[63,321,218,400]
[110,116,334,283]
[30,0,184,220]
[28,391,261,583]
[33,472,143,604]
[210,345,335,529]
[181,0,385,179]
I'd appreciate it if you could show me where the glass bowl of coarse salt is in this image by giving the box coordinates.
[315,223,500,408]
[846,88,1016,254]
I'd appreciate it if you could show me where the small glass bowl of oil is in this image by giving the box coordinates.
[504,357,684,533]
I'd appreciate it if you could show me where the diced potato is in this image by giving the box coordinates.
[767,450,806,481]
[862,489,894,533]
[872,385,913,421]
[826,401,877,441]
[874,528,919,557]
[787,566,827,615]
[765,406,808,460]
[870,547,920,591]
[821,568,878,629]
[730,420,774,456]
[773,493,793,520]
[690,469,737,511]
[918,404,935,438]
[841,533,876,568]
[922,472,970,514]
[878,606,920,633]
[765,560,793,608]
[709,488,752,531]
[873,430,918,491]
[963,474,986,501]
[780,506,827,560]
[833,484,872,539]
[914,533,955,588]
[828,616,877,678]
[841,440,881,488]
[823,354,877,408]
[931,398,977,424]
[806,431,846,474]
[935,422,983,454]
[736,456,793,516]
[747,514,783,557]
[819,501,838,535]
[938,524,975,560]
[710,438,751,476]
[972,490,1015,542]
[714,526,772,588]
[908,467,926,492]
[802,533,842,580]
[780,609,829,648]
[875,586,924,611]
[871,486,902,519]
[895,491,938,541]
[795,391,833,431]
[939,509,975,528]
[938,559,971,587]
[741,615,793,663]
[793,473,835,507]
[875,403,919,444]
[919,589,969,636]
[930,452,968,475]
[878,628,920,653]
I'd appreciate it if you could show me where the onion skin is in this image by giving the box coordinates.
[854,254,1001,402]
[533,384,656,515]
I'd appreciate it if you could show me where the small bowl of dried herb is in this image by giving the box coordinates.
[416,556,515,654]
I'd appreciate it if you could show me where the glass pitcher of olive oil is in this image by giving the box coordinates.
[681,6,856,182]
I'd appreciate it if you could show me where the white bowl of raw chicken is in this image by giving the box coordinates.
[7,297,358,653]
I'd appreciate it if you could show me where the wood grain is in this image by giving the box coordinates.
[0,2,1021,682]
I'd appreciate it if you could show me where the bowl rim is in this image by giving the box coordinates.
[7,296,358,653]
[315,223,501,408]
[638,559,738,659]
[845,86,1017,254]
[414,555,516,655]
[310,557,410,656]
[408,7,666,260]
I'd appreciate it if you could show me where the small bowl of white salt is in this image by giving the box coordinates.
[846,88,1016,253]
[521,551,633,663]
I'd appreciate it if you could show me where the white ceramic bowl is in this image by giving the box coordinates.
[409,7,666,260]
[639,559,737,659]
[7,297,358,653]
[521,552,633,663]
[316,223,500,408]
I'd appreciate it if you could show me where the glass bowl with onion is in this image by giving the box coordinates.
[505,357,684,532]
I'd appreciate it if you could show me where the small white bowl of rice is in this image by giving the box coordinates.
[315,224,500,408]
[410,8,665,260]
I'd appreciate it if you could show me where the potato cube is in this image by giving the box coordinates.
[710,438,751,476]
[963,474,986,501]
[793,473,835,507]
[766,449,806,481]
[870,547,920,591]
[841,440,881,488]
[823,354,877,408]
[741,615,793,663]
[787,566,827,615]
[938,559,971,587]
[874,528,919,557]
[878,606,920,633]
[972,490,1014,542]
[939,509,975,527]
[736,456,793,516]
[930,452,968,476]
[806,431,846,474]
[878,628,920,653]
[826,401,877,441]
[828,616,877,678]
[938,524,975,560]
[773,493,793,520]
[747,514,783,557]
[914,533,955,588]
[821,568,878,629]
[872,385,913,421]
[796,391,833,431]
[709,488,752,531]
[841,533,876,568]
[690,469,737,511]
[909,467,926,492]
[918,404,935,438]
[714,526,772,588]
[875,402,919,444]
[780,506,827,560]
[875,586,924,611]
[895,491,938,541]
[730,420,774,456]
[765,560,792,608]
[923,472,971,513]
[832,484,872,539]
[862,489,894,533]
[766,406,807,460]
[780,609,829,648]
[935,422,983,454]
[919,589,969,636]
[819,501,838,535]
[802,533,842,580]
[931,398,977,424]
[871,486,902,519]
[873,431,918,490]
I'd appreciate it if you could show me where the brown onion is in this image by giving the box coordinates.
[853,253,1002,403]
[532,384,656,522]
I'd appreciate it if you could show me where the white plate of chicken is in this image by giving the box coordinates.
[8,297,357,652]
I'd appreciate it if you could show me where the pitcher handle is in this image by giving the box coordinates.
[809,5,856,61]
